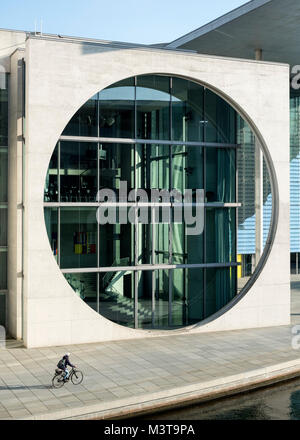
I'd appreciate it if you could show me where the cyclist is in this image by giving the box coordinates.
[57,353,76,381]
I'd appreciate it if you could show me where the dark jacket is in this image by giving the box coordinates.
[62,355,75,369]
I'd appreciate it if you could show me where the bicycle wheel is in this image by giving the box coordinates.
[71,370,83,385]
[52,374,65,389]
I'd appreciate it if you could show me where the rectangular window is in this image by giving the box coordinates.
[205,267,237,318]
[172,268,205,327]
[60,207,97,269]
[0,75,8,147]
[44,208,58,261]
[205,88,236,144]
[99,271,135,328]
[0,294,6,327]
[44,145,58,202]
[137,271,153,328]
[206,208,236,264]
[136,144,170,191]
[154,268,169,328]
[0,148,8,202]
[172,221,204,265]
[99,143,135,195]
[99,78,135,139]
[172,145,204,193]
[62,95,98,137]
[137,208,152,265]
[172,78,204,142]
[99,208,134,268]
[206,148,236,203]
[136,75,171,140]
[291,253,297,275]
[65,273,97,312]
[0,250,7,291]
[0,207,8,247]
[60,142,97,202]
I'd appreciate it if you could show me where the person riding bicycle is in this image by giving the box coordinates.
[57,353,76,381]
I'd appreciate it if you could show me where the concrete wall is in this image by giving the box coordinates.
[7,49,25,339]
[19,36,290,348]
[0,30,26,72]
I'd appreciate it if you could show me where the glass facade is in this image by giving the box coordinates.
[236,114,273,283]
[290,89,300,259]
[44,74,255,330]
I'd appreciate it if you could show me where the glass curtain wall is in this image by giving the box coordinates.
[44,75,241,329]
[291,90,300,264]
[236,114,273,286]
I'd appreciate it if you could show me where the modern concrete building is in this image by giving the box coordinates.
[0,0,293,348]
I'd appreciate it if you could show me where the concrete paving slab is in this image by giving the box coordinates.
[0,281,299,419]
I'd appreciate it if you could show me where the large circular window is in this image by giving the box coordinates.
[44,75,273,330]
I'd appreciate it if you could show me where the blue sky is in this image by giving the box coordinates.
[1,0,247,44]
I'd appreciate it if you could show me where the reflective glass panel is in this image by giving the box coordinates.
[206,148,236,203]
[0,207,7,247]
[0,75,8,147]
[172,221,204,265]
[172,145,204,193]
[136,144,170,191]
[99,78,135,138]
[99,143,135,196]
[99,271,135,328]
[136,75,171,140]
[205,267,237,318]
[99,208,134,268]
[0,294,5,326]
[172,268,204,326]
[206,208,236,264]
[44,208,58,262]
[154,268,169,328]
[172,78,204,142]
[205,88,236,143]
[0,251,7,290]
[137,271,153,328]
[62,95,98,137]
[155,223,170,265]
[65,273,98,311]
[60,208,97,269]
[60,142,97,202]
[0,149,8,203]
[137,209,152,265]
[44,145,58,202]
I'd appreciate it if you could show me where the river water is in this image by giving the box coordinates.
[144,378,300,420]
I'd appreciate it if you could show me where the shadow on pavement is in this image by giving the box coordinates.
[0,385,52,390]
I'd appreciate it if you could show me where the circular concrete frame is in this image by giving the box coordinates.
[45,73,279,332]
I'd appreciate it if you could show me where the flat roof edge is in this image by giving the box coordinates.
[166,0,272,49]
[25,35,290,68]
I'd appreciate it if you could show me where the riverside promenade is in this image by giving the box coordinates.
[0,280,300,420]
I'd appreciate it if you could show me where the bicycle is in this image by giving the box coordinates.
[52,366,84,388]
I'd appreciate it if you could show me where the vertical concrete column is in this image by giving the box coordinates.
[255,49,263,61]
[7,49,25,340]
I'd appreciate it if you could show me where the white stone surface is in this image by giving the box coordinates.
[7,49,25,339]
[0,30,26,72]
[16,37,290,347]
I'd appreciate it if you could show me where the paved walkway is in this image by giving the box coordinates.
[0,281,300,420]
